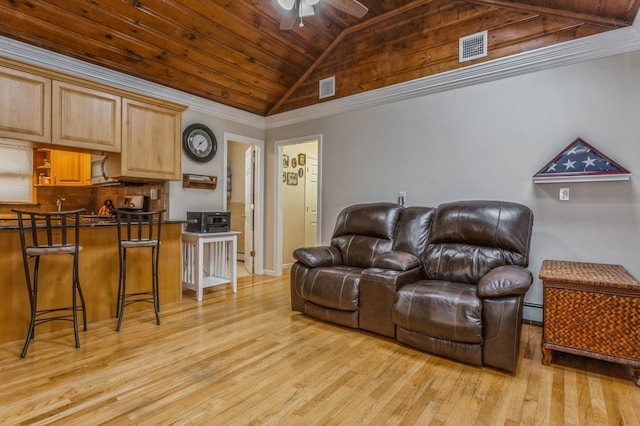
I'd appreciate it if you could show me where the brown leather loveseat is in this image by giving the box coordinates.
[290,200,534,373]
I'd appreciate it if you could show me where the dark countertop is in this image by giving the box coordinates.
[0,216,186,230]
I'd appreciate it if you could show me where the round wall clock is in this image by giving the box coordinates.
[182,123,217,163]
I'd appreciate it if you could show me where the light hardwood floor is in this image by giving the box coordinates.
[0,272,638,425]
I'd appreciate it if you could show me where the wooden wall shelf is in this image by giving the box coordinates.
[182,174,217,190]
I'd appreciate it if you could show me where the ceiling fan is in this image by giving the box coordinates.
[277,0,369,30]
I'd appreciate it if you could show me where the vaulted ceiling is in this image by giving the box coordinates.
[0,0,638,116]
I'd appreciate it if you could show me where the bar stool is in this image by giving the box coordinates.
[114,209,166,331]
[12,208,87,358]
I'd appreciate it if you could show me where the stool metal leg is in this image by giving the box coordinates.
[72,250,87,348]
[75,269,88,332]
[21,256,40,358]
[152,246,160,324]
[116,248,127,332]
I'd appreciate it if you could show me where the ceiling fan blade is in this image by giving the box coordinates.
[280,9,297,30]
[325,0,368,18]
[299,1,315,18]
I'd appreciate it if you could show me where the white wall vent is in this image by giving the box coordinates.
[459,31,488,62]
[319,76,335,99]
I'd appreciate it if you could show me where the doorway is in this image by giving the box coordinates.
[276,137,321,274]
[225,133,264,276]
[304,154,318,247]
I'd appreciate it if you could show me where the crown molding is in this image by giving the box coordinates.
[0,36,265,129]
[265,25,640,128]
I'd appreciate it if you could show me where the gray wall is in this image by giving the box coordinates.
[266,50,640,321]
[169,109,264,220]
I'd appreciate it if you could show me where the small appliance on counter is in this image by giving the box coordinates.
[186,212,230,233]
[115,195,149,212]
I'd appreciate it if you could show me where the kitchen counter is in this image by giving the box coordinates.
[0,220,185,345]
[0,215,186,229]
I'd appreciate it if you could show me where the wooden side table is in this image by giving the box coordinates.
[539,260,640,386]
[181,231,240,301]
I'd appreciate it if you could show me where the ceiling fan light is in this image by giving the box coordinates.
[277,0,296,11]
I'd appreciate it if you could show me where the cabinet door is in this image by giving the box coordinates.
[52,81,121,152]
[121,98,182,180]
[0,67,51,143]
[51,151,91,186]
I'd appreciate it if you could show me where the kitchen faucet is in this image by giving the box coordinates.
[56,196,66,212]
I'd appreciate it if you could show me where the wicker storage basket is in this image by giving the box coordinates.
[539,260,640,370]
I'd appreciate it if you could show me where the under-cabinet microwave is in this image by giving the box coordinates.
[90,154,121,185]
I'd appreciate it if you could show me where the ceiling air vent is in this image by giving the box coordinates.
[319,76,335,99]
[459,31,488,62]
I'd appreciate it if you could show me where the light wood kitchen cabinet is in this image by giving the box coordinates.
[0,66,51,143]
[1,57,186,182]
[50,150,91,186]
[52,81,121,152]
[121,98,183,180]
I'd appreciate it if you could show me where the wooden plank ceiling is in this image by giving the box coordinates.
[0,0,638,116]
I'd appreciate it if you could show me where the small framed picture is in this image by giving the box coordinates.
[291,157,297,168]
[282,172,286,182]
[287,172,298,185]
[283,154,289,168]
[298,167,304,178]
[298,153,306,166]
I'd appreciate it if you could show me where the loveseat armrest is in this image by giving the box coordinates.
[360,266,424,337]
[293,246,342,268]
[477,265,533,298]
[372,251,421,271]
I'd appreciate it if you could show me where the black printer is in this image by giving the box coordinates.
[186,212,231,233]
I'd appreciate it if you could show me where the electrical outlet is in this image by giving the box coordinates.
[559,188,569,201]
[398,191,406,206]
[150,188,158,200]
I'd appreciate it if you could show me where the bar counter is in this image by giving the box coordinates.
[0,219,184,345]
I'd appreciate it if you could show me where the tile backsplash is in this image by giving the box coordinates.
[0,183,169,215]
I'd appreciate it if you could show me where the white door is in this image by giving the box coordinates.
[244,146,255,274]
[304,155,318,246]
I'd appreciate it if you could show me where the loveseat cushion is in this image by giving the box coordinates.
[332,202,402,240]
[393,206,435,256]
[423,200,533,283]
[392,281,483,344]
[332,235,393,269]
[329,202,402,269]
[372,251,421,271]
[300,266,362,311]
[423,244,514,285]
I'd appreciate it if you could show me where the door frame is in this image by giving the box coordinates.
[304,154,318,247]
[274,134,322,277]
[223,132,264,275]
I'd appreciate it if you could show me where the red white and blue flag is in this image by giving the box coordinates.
[533,138,631,182]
